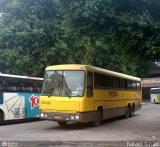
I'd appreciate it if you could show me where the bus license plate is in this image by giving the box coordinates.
[54,115,62,120]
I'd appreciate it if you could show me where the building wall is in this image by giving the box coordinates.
[142,78,160,100]
[142,87,151,100]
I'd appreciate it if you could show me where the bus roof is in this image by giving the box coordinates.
[46,64,141,81]
[46,64,87,70]
[0,73,43,80]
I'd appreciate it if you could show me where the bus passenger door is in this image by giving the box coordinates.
[87,72,93,98]
[84,71,94,112]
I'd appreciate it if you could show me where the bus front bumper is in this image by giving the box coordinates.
[39,111,94,123]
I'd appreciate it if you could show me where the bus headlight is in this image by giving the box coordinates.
[70,116,75,120]
[75,115,79,120]
[44,114,48,118]
[40,113,44,117]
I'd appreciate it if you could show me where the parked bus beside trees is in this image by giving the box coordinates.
[0,73,43,123]
[39,64,142,126]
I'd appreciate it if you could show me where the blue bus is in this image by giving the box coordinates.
[0,73,43,123]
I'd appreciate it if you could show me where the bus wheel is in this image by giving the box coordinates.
[57,122,67,126]
[129,105,135,117]
[93,108,102,127]
[125,106,129,118]
[0,111,4,123]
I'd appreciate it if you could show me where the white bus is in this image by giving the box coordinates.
[150,88,160,103]
[0,73,43,123]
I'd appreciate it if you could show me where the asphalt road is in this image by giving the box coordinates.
[0,102,160,146]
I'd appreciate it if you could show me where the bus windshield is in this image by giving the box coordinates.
[41,70,85,97]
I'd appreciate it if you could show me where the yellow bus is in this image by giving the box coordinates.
[39,64,142,126]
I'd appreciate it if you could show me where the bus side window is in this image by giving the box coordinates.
[0,83,3,91]
[87,72,93,97]
[0,91,3,104]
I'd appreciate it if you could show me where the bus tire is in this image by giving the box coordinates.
[92,108,102,127]
[125,106,129,118]
[57,121,67,126]
[129,105,134,117]
[0,111,4,123]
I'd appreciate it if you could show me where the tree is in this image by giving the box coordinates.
[0,0,58,76]
[1,0,160,77]
[54,0,160,77]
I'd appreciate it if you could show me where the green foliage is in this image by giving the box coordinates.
[0,0,57,76]
[0,0,160,77]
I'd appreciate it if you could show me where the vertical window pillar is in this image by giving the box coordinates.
[87,72,93,97]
